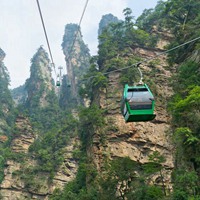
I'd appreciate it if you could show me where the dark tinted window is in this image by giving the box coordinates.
[127,90,153,110]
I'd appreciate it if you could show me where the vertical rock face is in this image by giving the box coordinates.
[0,10,176,199]
[0,116,37,199]
[0,45,79,199]
[51,137,79,190]
[0,48,14,136]
[25,46,55,109]
[61,23,90,106]
[11,85,27,105]
[98,14,120,36]
[91,47,174,190]
[11,116,36,153]
[0,116,79,200]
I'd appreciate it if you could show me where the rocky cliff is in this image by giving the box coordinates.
[25,46,55,109]
[0,45,80,199]
[0,116,79,199]
[0,11,175,200]
[91,46,174,191]
[0,116,38,200]
[61,23,90,107]
[0,48,14,136]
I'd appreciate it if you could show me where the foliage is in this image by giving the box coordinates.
[29,114,78,174]
[0,56,15,132]
[61,23,91,108]
[25,46,54,109]
[50,5,173,200]
[171,169,199,200]
[51,1,200,199]
[0,146,27,183]
[0,49,17,184]
[2,0,200,198]
[168,65,200,197]
[98,157,141,199]
[119,58,142,85]
[11,84,27,105]
[98,8,157,69]
[170,61,200,97]
[51,152,167,200]
[59,75,73,108]
[62,24,80,52]
[61,23,90,77]
[0,155,5,183]
[78,104,105,150]
[50,149,98,200]
[136,1,167,32]
[143,151,165,174]
[164,0,200,63]
[9,45,81,181]
[98,13,120,36]
[23,47,62,133]
[51,104,105,199]
[167,0,200,192]
[79,61,108,102]
[172,86,200,127]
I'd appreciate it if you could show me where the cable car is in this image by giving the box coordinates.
[66,75,71,87]
[56,80,61,86]
[56,74,61,86]
[121,84,156,122]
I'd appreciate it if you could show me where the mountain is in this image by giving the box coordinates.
[0,48,16,190]
[0,25,88,199]
[98,13,121,36]
[53,7,174,199]
[11,84,27,105]
[1,0,200,199]
[0,48,15,135]
[61,23,90,107]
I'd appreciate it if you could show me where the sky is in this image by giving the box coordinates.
[0,0,160,89]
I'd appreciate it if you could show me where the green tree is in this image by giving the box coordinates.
[136,1,166,32]
[164,0,200,63]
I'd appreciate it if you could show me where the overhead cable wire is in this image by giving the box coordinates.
[66,0,89,65]
[36,0,57,76]
[82,35,200,81]
[69,0,89,57]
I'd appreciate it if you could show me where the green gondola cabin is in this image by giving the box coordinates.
[121,84,156,122]
[56,80,61,86]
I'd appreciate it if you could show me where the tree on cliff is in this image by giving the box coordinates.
[0,48,15,183]
[61,23,90,107]
[0,48,14,128]
[165,0,200,198]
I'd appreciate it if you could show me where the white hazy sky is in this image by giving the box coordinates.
[0,0,159,89]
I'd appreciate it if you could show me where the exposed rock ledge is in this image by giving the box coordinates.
[0,116,79,199]
[92,47,174,192]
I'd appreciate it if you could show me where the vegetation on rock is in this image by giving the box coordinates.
[1,0,200,199]
[0,48,16,184]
